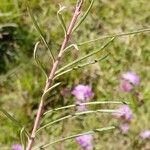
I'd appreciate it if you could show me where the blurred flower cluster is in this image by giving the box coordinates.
[71,70,150,149]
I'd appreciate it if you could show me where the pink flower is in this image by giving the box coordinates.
[119,123,129,134]
[76,134,93,150]
[139,130,150,140]
[72,85,94,102]
[120,80,133,92]
[72,85,94,111]
[120,71,140,92]
[113,105,133,122]
[12,144,22,150]
[122,71,140,85]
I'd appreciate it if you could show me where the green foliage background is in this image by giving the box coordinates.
[0,0,150,149]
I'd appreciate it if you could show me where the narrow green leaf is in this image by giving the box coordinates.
[33,41,48,79]
[57,5,67,34]
[73,0,95,32]
[44,100,126,115]
[79,28,150,46]
[95,126,115,132]
[36,115,71,134]
[56,37,115,74]
[40,126,115,148]
[63,44,79,53]
[36,109,117,134]
[74,109,117,116]
[0,108,22,127]
[20,127,27,150]
[27,3,55,63]
[42,82,61,100]
[54,54,108,79]
[0,108,29,137]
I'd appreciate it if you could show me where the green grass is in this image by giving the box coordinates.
[0,0,150,149]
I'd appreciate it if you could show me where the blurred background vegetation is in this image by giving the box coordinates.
[0,0,150,149]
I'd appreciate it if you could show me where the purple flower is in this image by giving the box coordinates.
[120,71,140,92]
[119,123,129,134]
[139,130,150,140]
[76,134,93,150]
[122,71,140,85]
[120,80,133,92]
[12,144,22,150]
[113,105,133,122]
[72,85,94,111]
[72,85,94,102]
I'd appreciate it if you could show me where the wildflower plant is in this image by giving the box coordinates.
[0,0,150,150]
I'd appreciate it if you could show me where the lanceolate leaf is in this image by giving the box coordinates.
[57,5,67,34]
[20,127,27,150]
[33,41,48,79]
[40,126,115,149]
[27,3,55,63]
[36,109,117,134]
[42,82,61,100]
[56,37,115,74]
[0,108,29,137]
[63,44,79,53]
[44,100,124,115]
[73,0,95,32]
[79,28,150,46]
[54,54,108,79]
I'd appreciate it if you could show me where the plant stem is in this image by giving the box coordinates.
[26,1,83,150]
